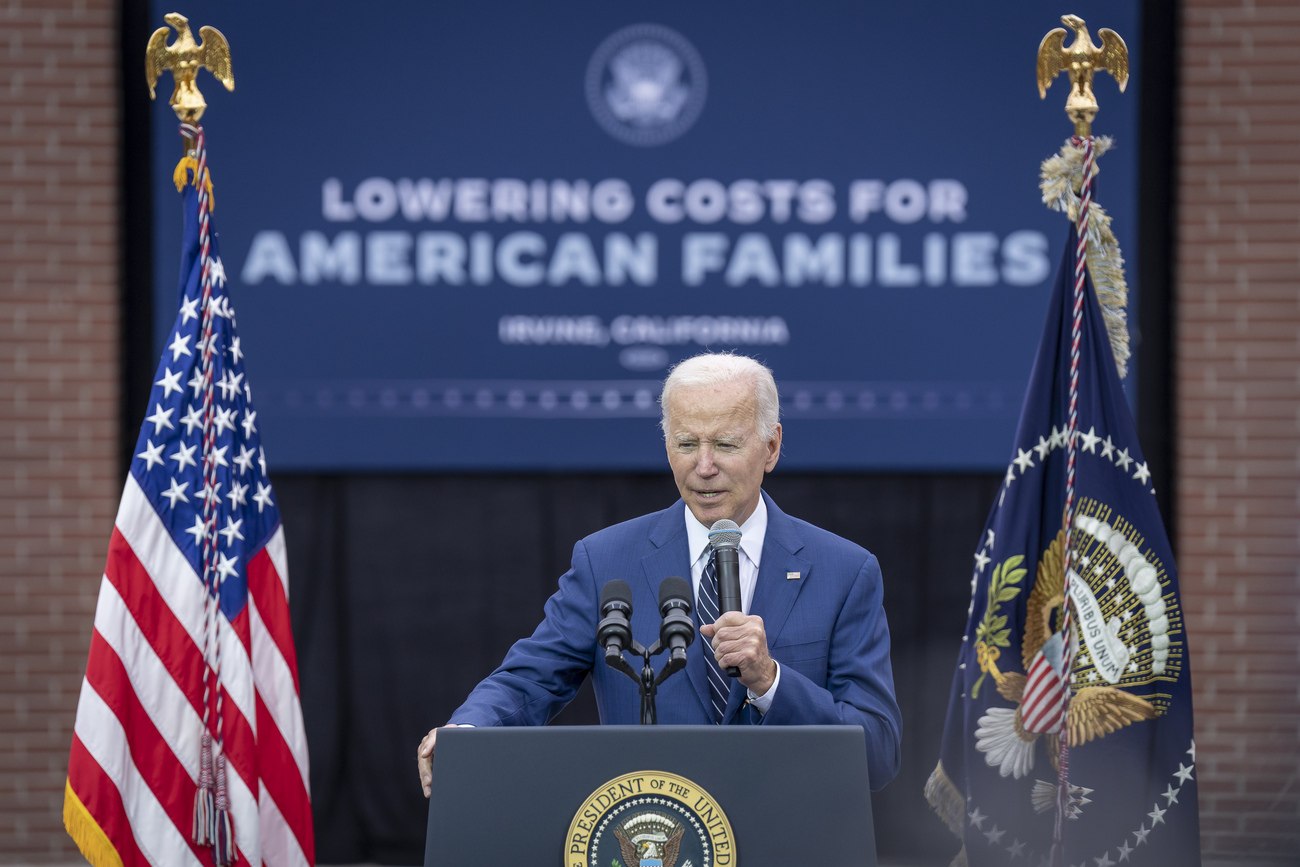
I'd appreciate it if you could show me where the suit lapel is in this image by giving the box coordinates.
[747,493,812,652]
[640,503,712,720]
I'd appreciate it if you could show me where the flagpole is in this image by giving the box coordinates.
[147,15,239,866]
[1036,16,1128,866]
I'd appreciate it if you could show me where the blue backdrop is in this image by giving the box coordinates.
[151,0,1140,471]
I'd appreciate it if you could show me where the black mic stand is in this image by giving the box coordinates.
[604,640,689,725]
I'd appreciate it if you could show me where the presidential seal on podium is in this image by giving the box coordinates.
[567,771,735,867]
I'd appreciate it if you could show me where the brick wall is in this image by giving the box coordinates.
[0,0,121,862]
[1177,0,1300,861]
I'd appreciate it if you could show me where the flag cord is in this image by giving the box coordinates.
[1052,133,1094,866]
[180,121,237,867]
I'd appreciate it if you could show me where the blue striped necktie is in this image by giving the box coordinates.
[697,555,729,723]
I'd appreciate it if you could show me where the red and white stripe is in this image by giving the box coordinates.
[1020,643,1066,734]
[68,474,314,867]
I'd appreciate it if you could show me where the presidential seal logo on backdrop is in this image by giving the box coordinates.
[567,771,734,867]
[585,24,707,147]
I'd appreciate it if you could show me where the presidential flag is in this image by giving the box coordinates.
[64,127,314,867]
[925,138,1199,866]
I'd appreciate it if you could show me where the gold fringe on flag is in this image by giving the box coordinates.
[924,759,966,836]
[924,760,971,867]
[63,780,124,867]
[1039,136,1131,378]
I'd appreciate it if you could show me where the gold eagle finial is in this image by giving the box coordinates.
[145,12,234,123]
[1037,14,1128,136]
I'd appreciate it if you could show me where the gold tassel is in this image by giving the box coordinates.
[1039,137,1131,378]
[63,780,124,867]
[172,156,216,210]
[924,759,967,838]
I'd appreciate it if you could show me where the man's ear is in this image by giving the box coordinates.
[764,423,783,472]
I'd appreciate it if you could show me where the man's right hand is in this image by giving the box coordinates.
[417,724,465,798]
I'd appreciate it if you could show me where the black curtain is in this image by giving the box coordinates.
[275,471,1000,864]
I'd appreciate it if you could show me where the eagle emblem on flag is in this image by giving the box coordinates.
[972,528,1159,783]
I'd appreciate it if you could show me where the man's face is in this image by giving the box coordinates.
[664,381,782,527]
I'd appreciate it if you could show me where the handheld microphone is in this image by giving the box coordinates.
[708,519,743,677]
[657,576,695,665]
[597,580,633,664]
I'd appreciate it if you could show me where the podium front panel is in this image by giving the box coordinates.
[425,725,876,867]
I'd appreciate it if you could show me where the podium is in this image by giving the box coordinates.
[425,725,876,867]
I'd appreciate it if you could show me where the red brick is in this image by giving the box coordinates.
[0,0,118,860]
[1177,0,1300,860]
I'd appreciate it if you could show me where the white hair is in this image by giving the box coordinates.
[659,352,781,442]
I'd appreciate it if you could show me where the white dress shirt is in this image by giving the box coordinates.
[684,497,781,714]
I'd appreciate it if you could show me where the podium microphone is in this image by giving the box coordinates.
[597,580,633,664]
[598,578,694,724]
[657,576,695,665]
[708,519,743,677]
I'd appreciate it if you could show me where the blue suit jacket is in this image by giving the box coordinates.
[450,492,903,789]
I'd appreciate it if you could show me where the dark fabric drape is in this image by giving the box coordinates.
[276,472,999,864]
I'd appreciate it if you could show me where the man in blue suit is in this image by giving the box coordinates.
[418,353,901,793]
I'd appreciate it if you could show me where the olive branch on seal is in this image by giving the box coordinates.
[971,555,1027,699]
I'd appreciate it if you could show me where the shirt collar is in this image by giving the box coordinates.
[685,495,768,568]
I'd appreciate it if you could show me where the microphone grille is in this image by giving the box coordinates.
[659,575,691,609]
[708,519,741,550]
[601,579,633,610]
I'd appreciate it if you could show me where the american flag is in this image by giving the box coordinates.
[64,127,314,867]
